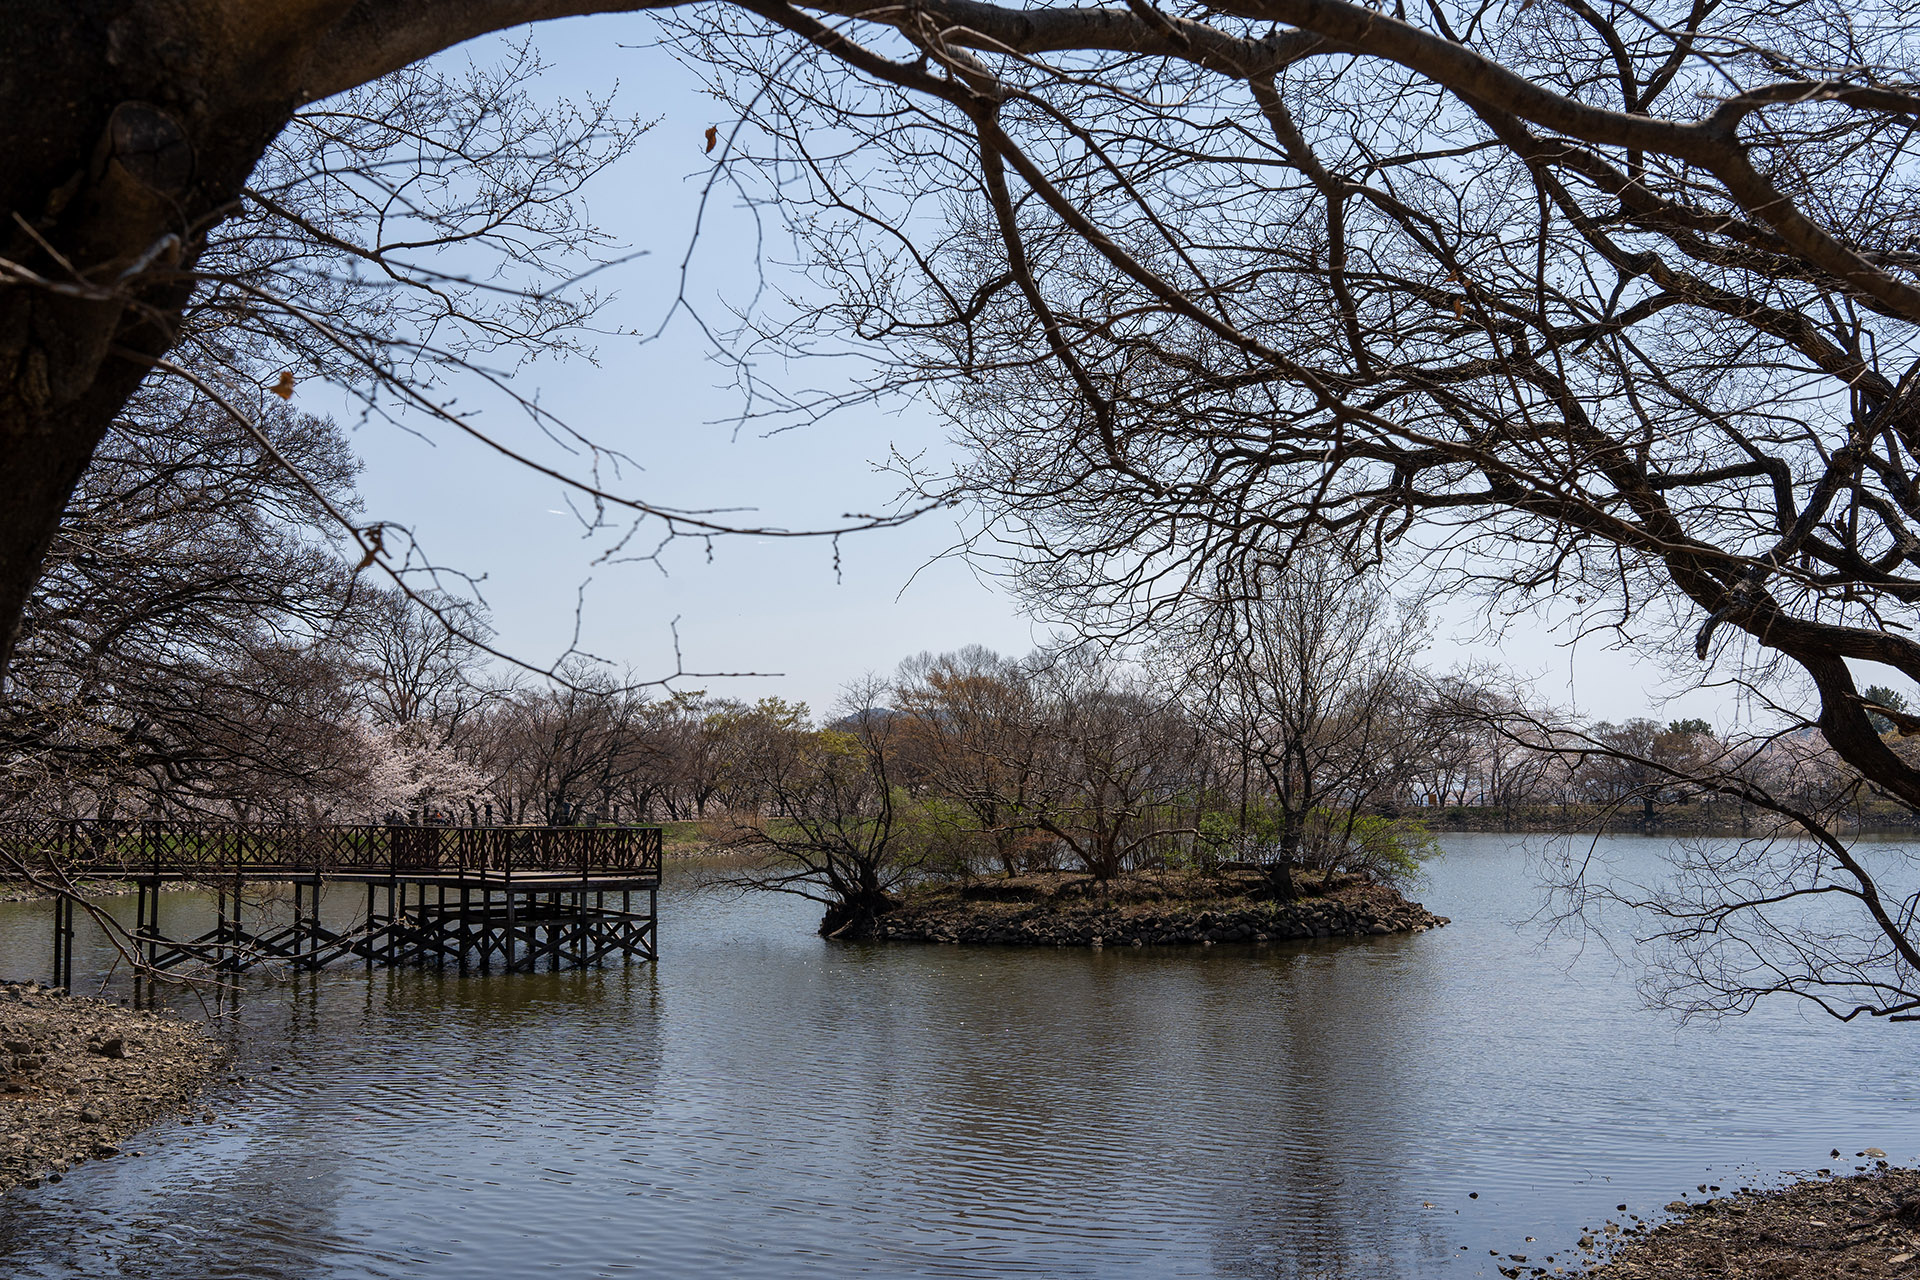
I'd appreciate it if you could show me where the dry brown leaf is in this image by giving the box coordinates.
[352,524,384,573]
[705,125,719,154]
[270,370,294,400]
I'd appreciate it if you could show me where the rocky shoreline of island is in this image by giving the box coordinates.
[867,868,1448,948]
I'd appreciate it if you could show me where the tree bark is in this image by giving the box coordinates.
[819,888,894,939]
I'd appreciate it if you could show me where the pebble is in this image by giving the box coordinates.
[0,979,223,1193]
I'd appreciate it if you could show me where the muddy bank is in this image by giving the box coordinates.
[1562,1168,1920,1279]
[0,981,225,1193]
[869,868,1447,947]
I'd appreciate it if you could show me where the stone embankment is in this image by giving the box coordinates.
[0,981,225,1193]
[869,869,1448,948]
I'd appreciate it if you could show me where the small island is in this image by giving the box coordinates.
[867,867,1447,948]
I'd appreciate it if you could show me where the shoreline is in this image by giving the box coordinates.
[1,879,197,905]
[0,980,225,1194]
[1570,1167,1920,1277]
[869,868,1448,947]
[1422,809,1920,836]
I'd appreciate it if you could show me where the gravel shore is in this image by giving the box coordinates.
[1561,1169,1920,1279]
[0,980,225,1193]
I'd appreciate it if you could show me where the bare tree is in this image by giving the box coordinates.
[1163,549,1431,895]
[678,0,1920,1018]
[664,694,733,820]
[706,697,814,815]
[1,382,370,820]
[476,664,656,825]
[1020,647,1204,881]
[708,680,924,937]
[5,11,949,681]
[351,587,496,733]
[8,0,1920,672]
[893,646,1054,878]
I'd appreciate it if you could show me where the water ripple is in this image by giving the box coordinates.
[1,834,1917,1277]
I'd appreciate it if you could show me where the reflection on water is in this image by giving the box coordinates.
[0,834,1915,1279]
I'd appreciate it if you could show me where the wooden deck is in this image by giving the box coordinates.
[27,821,663,982]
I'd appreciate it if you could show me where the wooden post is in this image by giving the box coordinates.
[48,895,64,987]
[308,880,322,968]
[503,889,516,973]
[473,885,487,973]
[235,873,246,971]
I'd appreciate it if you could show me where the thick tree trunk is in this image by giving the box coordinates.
[819,889,895,939]
[1268,805,1302,900]
[1265,857,1296,902]
[1,4,312,675]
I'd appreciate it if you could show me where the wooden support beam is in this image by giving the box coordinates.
[91,869,657,979]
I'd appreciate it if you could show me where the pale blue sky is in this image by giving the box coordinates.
[319,15,1854,728]
[324,16,1042,712]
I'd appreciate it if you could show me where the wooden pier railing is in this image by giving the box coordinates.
[13,820,664,882]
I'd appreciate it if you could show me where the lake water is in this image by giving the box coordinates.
[0,833,1914,1278]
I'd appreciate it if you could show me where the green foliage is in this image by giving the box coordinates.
[1664,718,1713,737]
[1332,812,1438,885]
[1195,808,1239,851]
[1194,803,1435,885]
[889,791,990,878]
[1195,801,1287,859]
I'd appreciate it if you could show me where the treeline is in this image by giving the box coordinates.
[5,408,1887,866]
[2,393,1894,897]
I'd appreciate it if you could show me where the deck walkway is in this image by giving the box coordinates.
[24,821,662,982]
